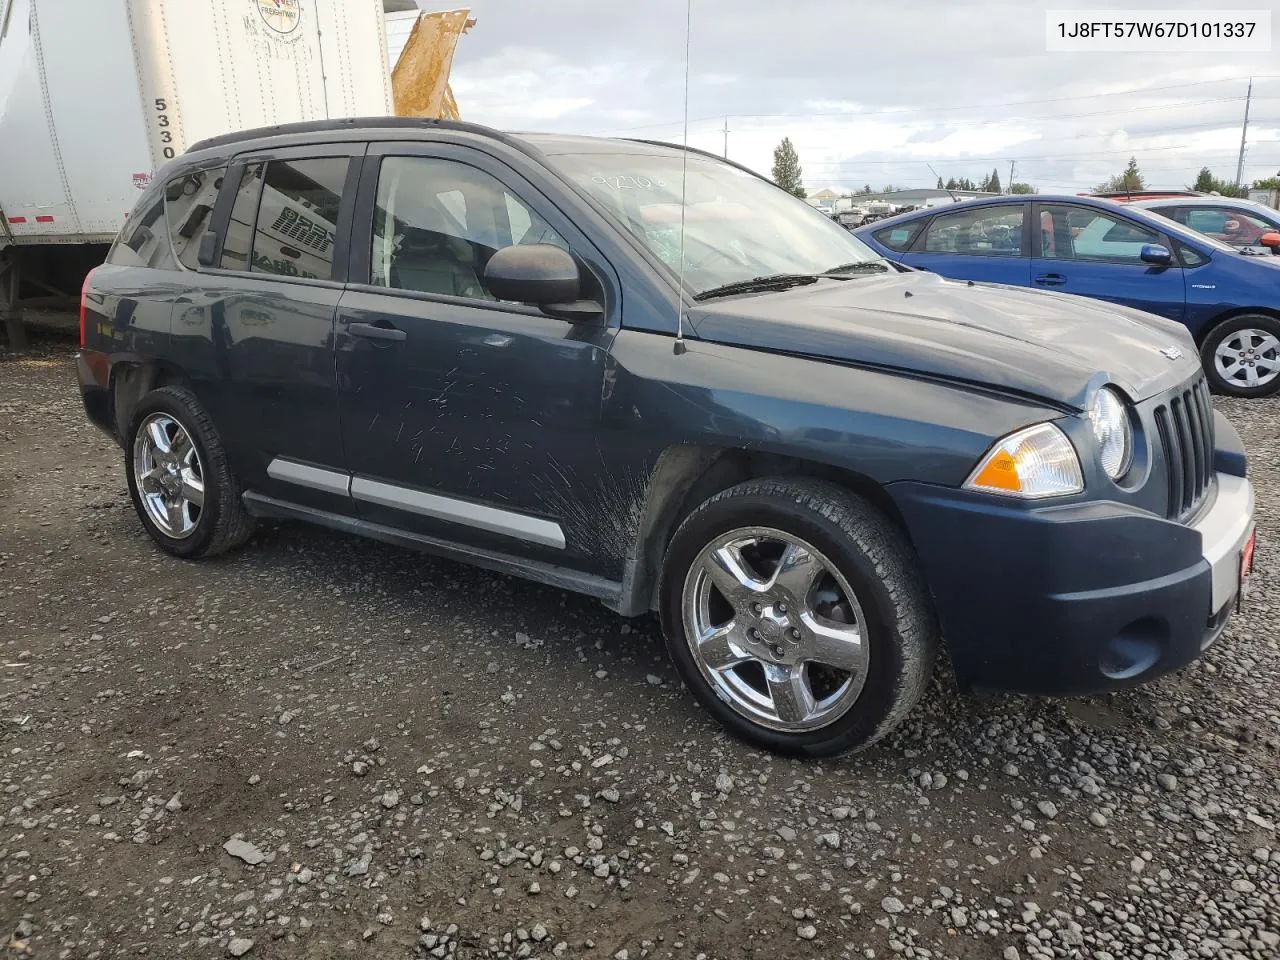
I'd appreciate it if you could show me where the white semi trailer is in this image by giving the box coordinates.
[0,0,397,347]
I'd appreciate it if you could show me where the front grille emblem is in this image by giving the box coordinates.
[1160,346,1184,361]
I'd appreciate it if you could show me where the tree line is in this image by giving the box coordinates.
[771,138,1280,199]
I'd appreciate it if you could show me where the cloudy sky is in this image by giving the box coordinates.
[437,0,1279,194]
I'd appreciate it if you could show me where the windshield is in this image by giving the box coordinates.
[546,151,884,295]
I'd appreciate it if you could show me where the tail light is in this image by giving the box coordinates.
[79,268,96,346]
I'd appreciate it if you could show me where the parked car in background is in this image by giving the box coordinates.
[79,120,1255,756]
[856,195,1280,397]
[1125,196,1280,257]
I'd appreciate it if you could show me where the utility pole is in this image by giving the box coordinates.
[1008,160,1016,194]
[722,116,729,158]
[1235,77,1252,188]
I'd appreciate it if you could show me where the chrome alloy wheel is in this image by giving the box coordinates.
[681,527,869,733]
[133,413,205,539]
[1215,328,1280,390]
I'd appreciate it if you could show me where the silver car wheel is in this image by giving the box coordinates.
[1214,329,1280,389]
[133,413,205,540]
[681,526,869,733]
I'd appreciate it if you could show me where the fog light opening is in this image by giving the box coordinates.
[1099,618,1168,680]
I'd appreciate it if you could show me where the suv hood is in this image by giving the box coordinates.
[688,271,1201,408]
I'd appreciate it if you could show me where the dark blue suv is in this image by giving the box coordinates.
[78,120,1256,757]
[857,195,1280,397]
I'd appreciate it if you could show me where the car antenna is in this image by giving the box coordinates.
[927,162,958,203]
[673,0,693,357]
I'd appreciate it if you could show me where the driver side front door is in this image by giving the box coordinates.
[334,143,621,571]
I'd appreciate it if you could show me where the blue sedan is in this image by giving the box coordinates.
[855,195,1280,397]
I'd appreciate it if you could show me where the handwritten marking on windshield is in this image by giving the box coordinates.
[591,175,668,191]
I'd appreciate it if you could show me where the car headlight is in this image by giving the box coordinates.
[1089,386,1132,480]
[964,423,1084,498]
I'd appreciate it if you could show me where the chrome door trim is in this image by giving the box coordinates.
[349,476,566,550]
[266,458,352,496]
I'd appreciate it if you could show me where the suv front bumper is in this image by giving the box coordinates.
[889,418,1254,696]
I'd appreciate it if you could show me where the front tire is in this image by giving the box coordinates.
[124,386,254,559]
[1200,314,1280,397]
[659,478,938,757]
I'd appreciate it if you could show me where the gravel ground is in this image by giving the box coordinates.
[2,335,1278,960]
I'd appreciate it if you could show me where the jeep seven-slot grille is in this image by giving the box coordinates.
[1153,376,1214,520]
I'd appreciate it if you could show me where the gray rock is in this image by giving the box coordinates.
[380,790,400,809]
[228,938,254,957]
[1036,800,1058,820]
[223,838,266,865]
[715,773,734,794]
[1157,773,1178,791]
[345,853,372,877]
[881,896,905,914]
[797,924,817,940]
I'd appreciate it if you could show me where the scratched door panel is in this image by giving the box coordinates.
[334,287,616,566]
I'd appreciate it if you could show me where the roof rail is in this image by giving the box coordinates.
[1090,189,1204,200]
[186,116,510,155]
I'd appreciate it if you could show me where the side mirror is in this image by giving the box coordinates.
[1260,231,1280,250]
[483,244,602,322]
[196,231,219,267]
[1140,243,1173,266]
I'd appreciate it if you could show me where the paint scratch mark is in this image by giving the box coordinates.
[368,413,379,431]
[396,422,404,443]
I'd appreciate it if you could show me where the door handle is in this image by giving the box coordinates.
[1034,273,1067,286]
[348,322,407,343]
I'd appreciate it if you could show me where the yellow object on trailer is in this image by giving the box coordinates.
[391,8,475,121]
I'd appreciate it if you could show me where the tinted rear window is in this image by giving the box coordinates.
[250,158,348,280]
[106,193,175,269]
[164,167,227,270]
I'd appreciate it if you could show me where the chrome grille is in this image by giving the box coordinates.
[1153,376,1214,520]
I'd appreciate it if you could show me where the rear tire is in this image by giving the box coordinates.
[659,478,938,757]
[1200,314,1280,398]
[124,386,254,559]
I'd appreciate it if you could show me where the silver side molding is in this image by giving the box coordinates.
[265,457,566,551]
[266,459,351,496]
[350,477,566,550]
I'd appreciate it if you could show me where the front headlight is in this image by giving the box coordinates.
[964,423,1084,498]
[1089,386,1132,480]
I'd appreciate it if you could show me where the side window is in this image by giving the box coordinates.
[163,166,227,270]
[873,222,923,252]
[1039,205,1159,264]
[370,156,567,300]
[921,206,1024,256]
[1175,241,1208,267]
[249,158,348,280]
[106,193,175,269]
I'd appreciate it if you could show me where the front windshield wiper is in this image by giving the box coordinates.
[693,274,821,301]
[822,258,893,276]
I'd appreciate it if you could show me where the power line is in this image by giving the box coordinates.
[603,75,1280,133]
[801,140,1280,167]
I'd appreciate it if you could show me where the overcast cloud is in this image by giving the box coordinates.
[441,0,1279,193]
